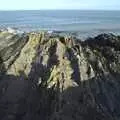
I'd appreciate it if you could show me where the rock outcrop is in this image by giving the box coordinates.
[0,31,120,120]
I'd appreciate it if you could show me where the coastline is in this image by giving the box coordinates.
[1,27,120,41]
[1,10,120,40]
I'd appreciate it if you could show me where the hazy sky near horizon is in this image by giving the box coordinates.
[0,0,119,10]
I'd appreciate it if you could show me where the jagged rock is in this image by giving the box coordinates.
[0,31,120,120]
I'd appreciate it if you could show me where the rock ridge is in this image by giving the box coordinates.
[0,31,120,120]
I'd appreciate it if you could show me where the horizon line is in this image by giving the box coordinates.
[0,9,120,11]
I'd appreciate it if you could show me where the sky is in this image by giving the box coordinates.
[0,0,119,10]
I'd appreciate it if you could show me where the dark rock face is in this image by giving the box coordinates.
[0,32,120,120]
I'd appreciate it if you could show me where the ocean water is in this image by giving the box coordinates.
[0,10,120,38]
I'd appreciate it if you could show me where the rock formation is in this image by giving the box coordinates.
[0,31,120,120]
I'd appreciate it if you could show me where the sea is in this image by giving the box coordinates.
[0,10,120,39]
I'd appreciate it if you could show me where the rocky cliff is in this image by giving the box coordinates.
[0,31,120,120]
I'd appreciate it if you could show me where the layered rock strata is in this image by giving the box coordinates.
[0,31,120,120]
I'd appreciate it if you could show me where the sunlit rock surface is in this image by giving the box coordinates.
[0,31,120,120]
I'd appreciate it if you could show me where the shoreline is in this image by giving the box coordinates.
[1,27,120,40]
